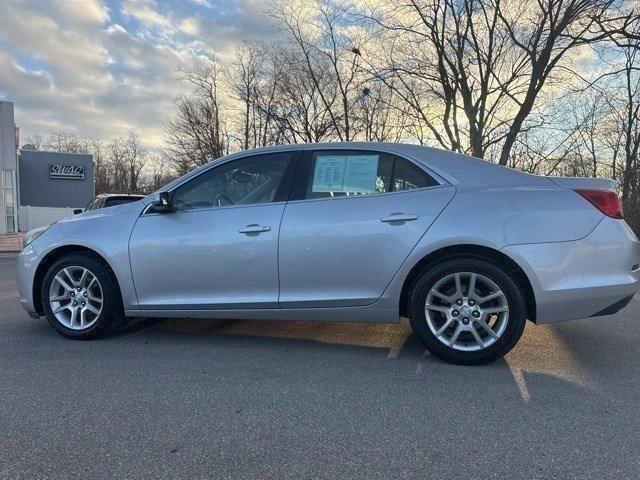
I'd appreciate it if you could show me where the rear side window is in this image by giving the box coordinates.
[306,153,393,199]
[300,151,438,200]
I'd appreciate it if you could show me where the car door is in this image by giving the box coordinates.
[129,151,299,310]
[278,149,455,308]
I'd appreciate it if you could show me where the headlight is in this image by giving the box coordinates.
[23,226,49,248]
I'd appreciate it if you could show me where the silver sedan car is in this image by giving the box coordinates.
[16,143,640,364]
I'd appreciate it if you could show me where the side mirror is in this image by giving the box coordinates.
[151,191,172,213]
[73,209,83,215]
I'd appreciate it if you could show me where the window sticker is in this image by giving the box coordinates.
[312,155,379,193]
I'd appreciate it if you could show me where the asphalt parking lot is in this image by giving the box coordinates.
[1,252,640,479]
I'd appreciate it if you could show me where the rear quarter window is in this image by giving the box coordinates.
[392,156,439,190]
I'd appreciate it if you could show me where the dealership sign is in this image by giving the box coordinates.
[49,163,85,180]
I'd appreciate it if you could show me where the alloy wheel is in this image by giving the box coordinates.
[425,272,509,352]
[48,266,104,330]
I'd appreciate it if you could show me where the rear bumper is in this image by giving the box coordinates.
[504,217,640,324]
[590,294,635,317]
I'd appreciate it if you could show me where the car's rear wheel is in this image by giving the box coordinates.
[408,258,526,365]
[41,254,124,339]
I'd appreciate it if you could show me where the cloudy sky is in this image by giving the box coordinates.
[0,0,274,147]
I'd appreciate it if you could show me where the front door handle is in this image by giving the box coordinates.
[239,224,271,234]
[381,213,418,223]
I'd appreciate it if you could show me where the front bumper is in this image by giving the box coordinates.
[16,243,40,318]
[504,217,640,324]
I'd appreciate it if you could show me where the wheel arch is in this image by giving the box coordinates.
[398,244,536,322]
[32,245,123,316]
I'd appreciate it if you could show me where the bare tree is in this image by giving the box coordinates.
[89,138,111,194]
[363,0,619,164]
[100,132,147,193]
[611,44,640,213]
[123,131,146,193]
[268,49,339,143]
[21,134,43,150]
[105,136,129,193]
[272,0,367,141]
[232,41,268,150]
[572,94,610,177]
[164,58,228,174]
[40,130,91,154]
[357,82,409,142]
[146,154,177,192]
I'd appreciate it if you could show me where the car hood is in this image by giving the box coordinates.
[57,199,145,225]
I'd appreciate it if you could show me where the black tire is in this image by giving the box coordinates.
[41,253,125,340]
[408,257,526,365]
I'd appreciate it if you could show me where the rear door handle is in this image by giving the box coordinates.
[381,213,418,223]
[239,224,271,234]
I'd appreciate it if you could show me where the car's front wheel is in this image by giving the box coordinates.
[409,257,526,365]
[41,253,124,339]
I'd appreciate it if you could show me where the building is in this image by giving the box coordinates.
[18,149,95,231]
[0,101,95,234]
[0,101,18,234]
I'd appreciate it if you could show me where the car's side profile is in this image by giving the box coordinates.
[16,143,640,364]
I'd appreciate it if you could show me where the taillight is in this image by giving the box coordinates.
[575,189,623,219]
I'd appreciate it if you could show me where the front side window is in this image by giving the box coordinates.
[303,151,437,200]
[171,152,292,211]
